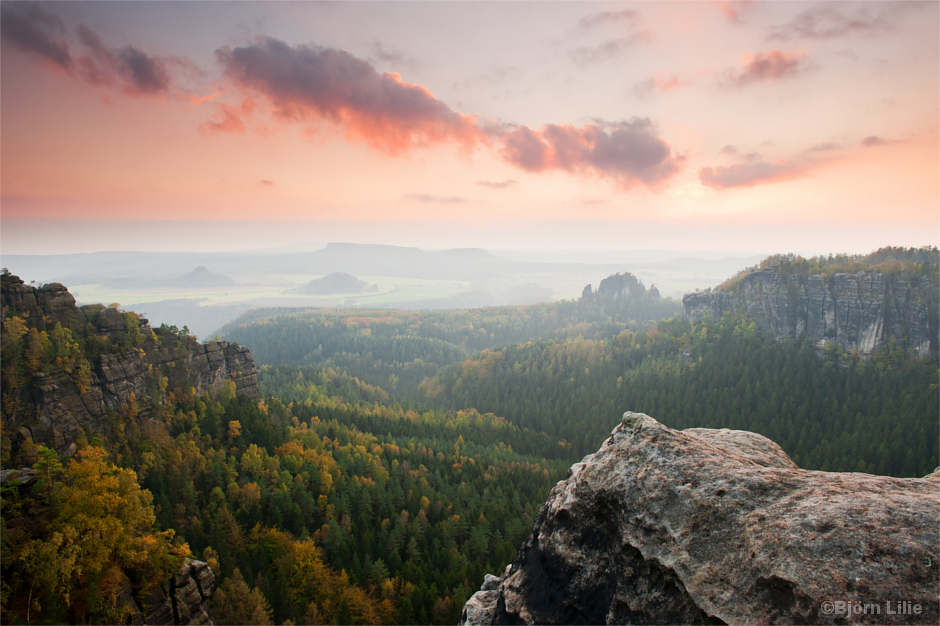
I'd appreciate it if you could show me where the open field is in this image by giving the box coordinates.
[71,275,475,309]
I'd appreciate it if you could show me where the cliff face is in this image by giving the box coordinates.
[683,267,938,357]
[462,412,939,625]
[2,277,259,456]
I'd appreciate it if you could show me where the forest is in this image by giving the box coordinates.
[2,252,938,624]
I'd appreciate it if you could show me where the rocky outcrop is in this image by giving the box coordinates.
[2,277,259,456]
[0,467,36,487]
[128,558,216,625]
[2,278,87,330]
[683,267,938,357]
[462,412,939,625]
[584,271,652,303]
[24,338,259,454]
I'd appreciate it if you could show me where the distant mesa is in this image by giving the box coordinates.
[301,272,373,295]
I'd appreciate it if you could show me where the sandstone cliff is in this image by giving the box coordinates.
[2,274,259,456]
[462,412,939,625]
[108,557,217,626]
[683,266,938,358]
[132,558,217,626]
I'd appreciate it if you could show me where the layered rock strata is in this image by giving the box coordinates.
[462,412,939,625]
[128,558,216,625]
[2,277,259,455]
[682,267,937,357]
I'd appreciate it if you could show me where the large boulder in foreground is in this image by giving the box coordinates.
[462,412,939,625]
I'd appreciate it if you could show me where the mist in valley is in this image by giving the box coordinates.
[1,243,765,339]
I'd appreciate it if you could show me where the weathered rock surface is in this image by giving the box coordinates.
[0,467,36,487]
[127,558,217,625]
[683,267,938,357]
[462,412,939,625]
[2,278,259,456]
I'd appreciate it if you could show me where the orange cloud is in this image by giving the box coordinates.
[200,98,256,135]
[714,1,755,23]
[633,72,693,98]
[189,90,222,106]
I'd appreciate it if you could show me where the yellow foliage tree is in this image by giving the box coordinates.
[5,446,189,624]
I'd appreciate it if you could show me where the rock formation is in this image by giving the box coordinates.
[129,558,216,625]
[462,412,939,625]
[583,271,652,303]
[683,267,938,358]
[2,274,259,456]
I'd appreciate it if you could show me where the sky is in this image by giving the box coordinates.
[1,0,938,256]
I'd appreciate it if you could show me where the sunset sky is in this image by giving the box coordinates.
[2,1,937,255]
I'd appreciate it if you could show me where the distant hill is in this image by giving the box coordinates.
[300,272,370,294]
[173,266,237,288]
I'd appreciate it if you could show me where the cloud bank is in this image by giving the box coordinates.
[217,38,681,189]
[3,5,682,193]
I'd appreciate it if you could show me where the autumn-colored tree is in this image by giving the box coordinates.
[209,568,273,625]
[227,419,242,443]
[2,446,189,624]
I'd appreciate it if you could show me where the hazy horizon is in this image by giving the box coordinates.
[2,217,934,259]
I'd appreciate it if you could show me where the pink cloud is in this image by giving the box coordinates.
[499,126,552,172]
[721,50,809,87]
[498,119,682,189]
[476,179,518,189]
[698,160,807,189]
[633,72,693,98]
[215,38,681,190]
[216,37,484,155]
[714,1,755,24]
